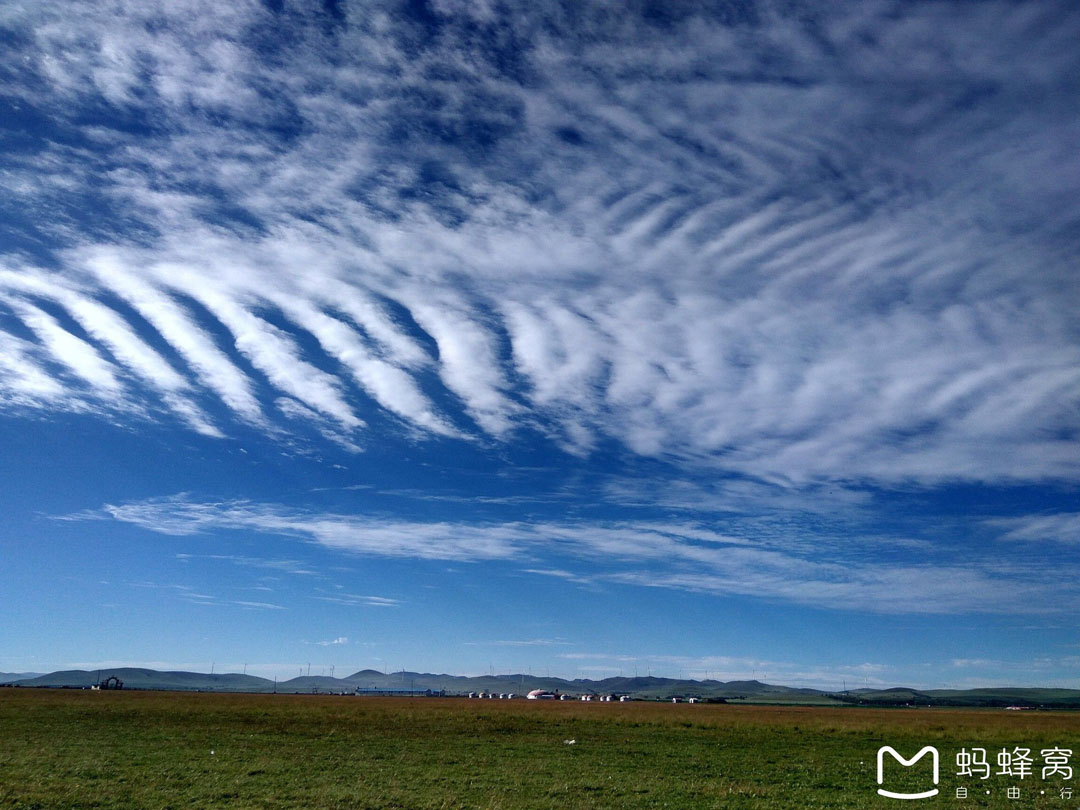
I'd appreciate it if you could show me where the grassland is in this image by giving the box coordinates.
[1,689,1076,809]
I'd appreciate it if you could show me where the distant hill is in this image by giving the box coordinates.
[7,668,1079,707]
[0,672,43,683]
[831,686,1080,708]
[12,668,274,692]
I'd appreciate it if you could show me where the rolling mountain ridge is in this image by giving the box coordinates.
[4,669,1078,707]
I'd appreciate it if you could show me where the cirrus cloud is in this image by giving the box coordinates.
[0,1,1076,487]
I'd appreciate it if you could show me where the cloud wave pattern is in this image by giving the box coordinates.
[1,1,1078,484]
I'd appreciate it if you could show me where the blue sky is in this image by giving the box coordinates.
[1,0,1078,689]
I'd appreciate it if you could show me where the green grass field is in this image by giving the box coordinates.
[1,690,1076,809]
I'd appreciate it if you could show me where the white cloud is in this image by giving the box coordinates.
[988,513,1080,545]
[463,638,570,647]
[273,296,457,436]
[68,494,523,560]
[7,298,123,395]
[175,553,319,576]
[521,568,593,585]
[0,1,1076,486]
[125,579,284,610]
[0,268,221,435]
[63,494,1080,616]
[0,328,68,407]
[233,600,286,610]
[313,594,400,608]
[399,292,520,437]
[83,253,266,426]
[182,282,361,430]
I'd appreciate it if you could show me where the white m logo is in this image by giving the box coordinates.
[876,746,940,800]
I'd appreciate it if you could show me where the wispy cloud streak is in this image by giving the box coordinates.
[988,513,1080,545]
[61,494,1080,616]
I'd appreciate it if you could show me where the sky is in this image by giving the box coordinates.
[0,0,1078,690]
